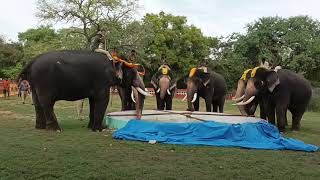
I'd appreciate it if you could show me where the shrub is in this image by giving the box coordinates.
[307,87,320,112]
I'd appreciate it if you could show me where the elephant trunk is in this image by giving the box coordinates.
[236,79,257,106]
[132,75,152,119]
[233,79,247,115]
[232,79,246,102]
[159,75,170,100]
[186,80,197,111]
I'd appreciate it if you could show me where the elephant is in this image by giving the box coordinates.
[185,67,227,112]
[232,69,268,119]
[18,50,151,132]
[151,65,177,110]
[235,67,312,132]
[118,63,147,112]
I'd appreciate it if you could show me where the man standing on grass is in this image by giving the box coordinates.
[2,78,10,98]
[19,80,30,104]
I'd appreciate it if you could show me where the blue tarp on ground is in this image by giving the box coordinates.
[112,119,319,152]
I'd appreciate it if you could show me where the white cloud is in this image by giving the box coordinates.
[0,0,39,41]
[2,0,320,41]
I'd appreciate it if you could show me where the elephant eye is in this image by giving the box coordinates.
[254,80,263,87]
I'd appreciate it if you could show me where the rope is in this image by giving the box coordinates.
[107,110,255,121]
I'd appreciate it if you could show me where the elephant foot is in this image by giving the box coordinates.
[91,128,102,132]
[46,122,61,132]
[87,121,95,129]
[35,123,46,129]
[100,128,107,132]
[91,124,103,132]
[278,127,286,133]
[291,126,300,131]
[46,127,62,132]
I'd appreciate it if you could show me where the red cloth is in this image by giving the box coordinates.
[3,80,10,89]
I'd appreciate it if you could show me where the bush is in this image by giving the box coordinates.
[307,87,320,112]
[307,97,320,112]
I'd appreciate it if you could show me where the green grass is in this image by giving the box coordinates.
[0,95,319,180]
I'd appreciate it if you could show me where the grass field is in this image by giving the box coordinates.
[0,95,319,180]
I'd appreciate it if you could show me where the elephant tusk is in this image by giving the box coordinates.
[156,88,160,93]
[234,96,255,106]
[181,94,187,101]
[191,93,198,103]
[136,87,153,96]
[167,89,171,95]
[169,84,177,91]
[232,95,245,102]
[131,90,136,103]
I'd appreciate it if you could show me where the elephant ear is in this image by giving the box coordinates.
[266,71,280,92]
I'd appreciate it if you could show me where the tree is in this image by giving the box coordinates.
[142,12,218,78]
[222,15,320,86]
[36,0,139,48]
[0,37,24,78]
[18,26,61,63]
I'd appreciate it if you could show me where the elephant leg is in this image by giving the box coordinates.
[205,98,213,112]
[212,104,218,112]
[156,94,164,110]
[88,97,95,129]
[166,96,173,110]
[284,112,288,126]
[291,112,303,131]
[291,105,306,131]
[267,106,276,125]
[194,97,200,111]
[275,106,288,132]
[259,101,267,120]
[92,91,109,131]
[42,101,60,131]
[117,86,126,111]
[32,89,46,129]
[217,97,225,113]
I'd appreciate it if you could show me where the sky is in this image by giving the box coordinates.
[1,0,320,41]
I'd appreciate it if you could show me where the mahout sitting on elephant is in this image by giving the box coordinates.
[235,67,312,132]
[18,50,151,132]
[185,67,227,112]
[151,64,177,110]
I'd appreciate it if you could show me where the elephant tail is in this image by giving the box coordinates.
[16,61,34,82]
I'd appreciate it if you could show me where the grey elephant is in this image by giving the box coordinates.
[18,50,151,132]
[151,65,176,110]
[235,67,312,132]
[232,68,268,119]
[185,67,227,112]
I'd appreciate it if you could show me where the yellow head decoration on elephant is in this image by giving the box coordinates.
[241,69,252,80]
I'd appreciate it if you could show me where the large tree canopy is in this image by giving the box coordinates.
[142,12,219,78]
[215,15,320,89]
[0,37,24,78]
[36,0,139,48]
[3,2,320,89]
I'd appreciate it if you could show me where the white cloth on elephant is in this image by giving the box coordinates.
[198,66,208,73]
[260,61,271,69]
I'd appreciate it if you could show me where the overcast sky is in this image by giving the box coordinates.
[1,0,320,41]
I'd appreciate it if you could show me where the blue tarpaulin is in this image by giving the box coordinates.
[113,119,319,152]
